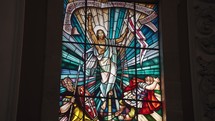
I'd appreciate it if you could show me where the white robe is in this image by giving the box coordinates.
[85,39,117,97]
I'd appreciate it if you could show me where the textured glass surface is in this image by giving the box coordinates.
[60,0,162,121]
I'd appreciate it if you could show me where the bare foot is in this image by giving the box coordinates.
[124,114,132,121]
[108,90,113,96]
[101,101,106,110]
[115,105,125,116]
[115,111,121,117]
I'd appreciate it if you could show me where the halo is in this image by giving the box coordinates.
[93,26,107,37]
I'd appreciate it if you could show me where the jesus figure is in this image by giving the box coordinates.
[87,13,129,110]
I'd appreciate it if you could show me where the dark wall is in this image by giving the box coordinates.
[0,0,24,121]
[161,0,194,120]
[17,1,48,121]
[0,1,16,120]
[17,0,62,121]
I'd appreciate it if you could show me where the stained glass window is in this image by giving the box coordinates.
[59,0,163,121]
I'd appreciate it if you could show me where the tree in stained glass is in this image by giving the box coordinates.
[59,0,163,121]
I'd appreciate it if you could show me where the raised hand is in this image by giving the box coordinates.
[154,78,160,83]
[62,77,75,92]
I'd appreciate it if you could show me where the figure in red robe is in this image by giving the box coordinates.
[115,76,161,120]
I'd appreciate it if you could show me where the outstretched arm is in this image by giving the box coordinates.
[88,14,98,44]
[145,78,160,90]
[116,28,129,44]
